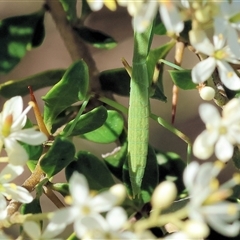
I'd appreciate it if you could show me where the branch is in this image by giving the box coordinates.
[45,0,101,93]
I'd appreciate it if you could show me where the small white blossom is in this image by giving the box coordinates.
[23,221,63,240]
[184,161,240,237]
[190,29,240,90]
[193,98,240,162]
[45,172,118,237]
[77,207,135,239]
[87,0,116,11]
[214,1,240,58]
[0,164,33,220]
[0,96,47,166]
[159,1,184,35]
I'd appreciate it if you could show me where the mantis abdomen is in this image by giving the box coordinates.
[128,61,149,196]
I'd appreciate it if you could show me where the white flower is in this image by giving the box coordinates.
[159,1,184,35]
[132,1,158,33]
[214,1,240,58]
[0,96,47,165]
[190,29,240,90]
[193,98,240,162]
[77,207,135,239]
[184,161,240,237]
[87,0,116,11]
[44,172,118,237]
[0,164,33,220]
[23,221,63,240]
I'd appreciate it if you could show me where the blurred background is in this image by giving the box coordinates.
[0,1,237,237]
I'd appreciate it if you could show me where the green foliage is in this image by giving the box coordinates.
[40,137,75,178]
[147,41,175,101]
[59,0,77,23]
[156,151,186,194]
[0,69,65,98]
[103,132,128,181]
[0,10,45,74]
[99,68,130,96]
[74,26,117,49]
[80,110,124,143]
[169,69,197,90]
[62,106,108,136]
[43,60,89,132]
[65,151,115,191]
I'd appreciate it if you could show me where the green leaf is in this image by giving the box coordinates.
[43,60,89,132]
[123,145,159,203]
[20,198,42,215]
[156,151,186,194]
[62,106,108,136]
[0,10,45,74]
[169,69,197,90]
[103,131,128,180]
[99,68,130,96]
[147,41,175,102]
[52,183,69,197]
[0,69,65,98]
[81,110,124,143]
[80,0,92,20]
[65,151,115,191]
[153,13,167,35]
[74,26,117,49]
[59,0,77,23]
[40,137,75,178]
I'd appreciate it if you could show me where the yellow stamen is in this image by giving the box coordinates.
[232,173,240,184]
[204,189,232,205]
[64,195,73,205]
[3,173,12,180]
[2,114,13,137]
[214,160,225,171]
[227,72,233,78]
[9,183,17,190]
[104,0,117,11]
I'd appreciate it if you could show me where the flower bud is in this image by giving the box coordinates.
[184,220,209,239]
[109,184,126,205]
[199,86,215,101]
[151,181,177,210]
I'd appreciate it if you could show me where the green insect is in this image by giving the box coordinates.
[127,24,153,197]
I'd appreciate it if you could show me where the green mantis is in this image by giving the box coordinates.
[127,25,153,197]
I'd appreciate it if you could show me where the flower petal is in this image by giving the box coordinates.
[106,207,127,231]
[23,221,41,239]
[0,164,24,183]
[217,60,240,90]
[2,96,23,122]
[10,128,47,145]
[4,139,28,165]
[189,29,214,55]
[69,172,89,205]
[3,184,33,203]
[215,136,233,162]
[191,58,216,84]
[198,103,221,125]
[91,191,117,212]
[159,2,184,34]
[44,207,78,238]
[193,131,215,160]
[0,194,7,220]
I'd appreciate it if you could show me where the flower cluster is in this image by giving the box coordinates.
[87,0,240,90]
[193,98,240,162]
[0,96,47,223]
[0,96,47,166]
[184,161,240,237]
